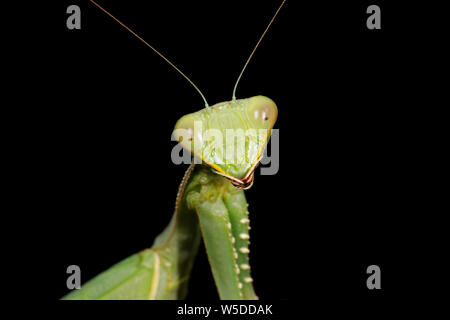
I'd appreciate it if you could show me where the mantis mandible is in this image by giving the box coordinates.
[63,0,285,300]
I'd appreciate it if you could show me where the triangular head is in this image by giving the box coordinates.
[173,96,277,189]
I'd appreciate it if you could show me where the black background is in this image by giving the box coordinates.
[35,0,442,314]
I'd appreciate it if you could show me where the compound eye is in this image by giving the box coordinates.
[173,115,203,147]
[253,104,274,123]
[245,96,278,128]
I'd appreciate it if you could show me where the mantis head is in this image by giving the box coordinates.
[88,0,285,189]
[174,96,277,189]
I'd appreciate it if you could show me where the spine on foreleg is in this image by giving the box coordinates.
[222,190,257,300]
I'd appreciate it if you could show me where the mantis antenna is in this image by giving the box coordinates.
[88,0,210,108]
[232,0,287,102]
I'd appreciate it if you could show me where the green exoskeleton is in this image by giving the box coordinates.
[63,0,285,300]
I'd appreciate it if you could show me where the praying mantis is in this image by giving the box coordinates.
[62,0,285,300]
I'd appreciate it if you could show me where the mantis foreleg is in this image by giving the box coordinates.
[62,165,201,299]
[62,164,257,300]
[186,166,257,300]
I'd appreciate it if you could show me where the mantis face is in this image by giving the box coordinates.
[174,95,277,189]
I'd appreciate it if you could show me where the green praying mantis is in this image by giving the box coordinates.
[62,0,285,300]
